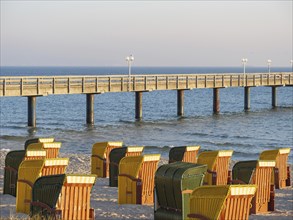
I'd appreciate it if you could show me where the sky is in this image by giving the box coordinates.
[0,1,292,67]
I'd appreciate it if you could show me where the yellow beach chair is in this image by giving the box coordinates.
[91,141,123,177]
[259,148,291,189]
[188,185,257,220]
[28,142,61,158]
[16,158,69,214]
[169,146,200,163]
[24,137,55,150]
[118,154,160,205]
[197,150,233,185]
[24,145,46,160]
[232,160,275,214]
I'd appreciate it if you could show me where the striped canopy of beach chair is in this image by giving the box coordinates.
[24,137,55,150]
[232,160,275,214]
[91,141,123,177]
[188,185,256,220]
[109,146,144,187]
[259,148,291,189]
[118,154,160,205]
[28,142,61,158]
[16,158,69,214]
[197,150,233,185]
[169,146,200,164]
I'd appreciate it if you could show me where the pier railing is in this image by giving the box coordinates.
[0,72,292,97]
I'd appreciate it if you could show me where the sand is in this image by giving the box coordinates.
[0,151,292,220]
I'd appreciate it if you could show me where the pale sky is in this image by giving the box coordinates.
[0,1,292,67]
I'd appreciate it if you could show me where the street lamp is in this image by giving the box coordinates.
[241,58,248,86]
[267,59,272,73]
[126,55,134,91]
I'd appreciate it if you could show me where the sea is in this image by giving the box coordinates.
[1,66,293,162]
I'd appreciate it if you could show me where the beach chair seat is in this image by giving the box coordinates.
[197,150,233,185]
[259,148,291,189]
[16,158,69,214]
[28,142,61,158]
[118,154,160,205]
[169,146,200,163]
[91,141,123,177]
[154,162,207,220]
[109,146,144,187]
[24,137,55,150]
[188,185,257,220]
[232,160,275,214]
[30,174,96,220]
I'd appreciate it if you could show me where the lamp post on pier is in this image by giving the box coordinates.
[267,59,272,73]
[241,58,248,86]
[126,55,134,91]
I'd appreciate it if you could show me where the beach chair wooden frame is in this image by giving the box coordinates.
[16,158,69,214]
[91,141,123,177]
[197,150,233,185]
[118,154,160,205]
[24,137,55,150]
[187,185,256,220]
[231,160,275,214]
[28,142,61,158]
[259,148,291,189]
[109,146,144,187]
[168,146,200,163]
[30,174,96,220]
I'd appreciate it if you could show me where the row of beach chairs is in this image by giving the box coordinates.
[3,138,291,220]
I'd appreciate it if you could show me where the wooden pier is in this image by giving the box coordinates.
[0,72,292,127]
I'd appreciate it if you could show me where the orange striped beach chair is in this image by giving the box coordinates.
[27,142,61,158]
[118,154,160,205]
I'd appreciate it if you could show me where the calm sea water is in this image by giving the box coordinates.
[1,66,292,161]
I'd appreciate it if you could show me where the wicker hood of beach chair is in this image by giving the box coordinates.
[197,150,233,185]
[168,146,200,164]
[154,162,207,220]
[259,148,291,189]
[24,137,55,150]
[118,154,160,205]
[91,141,123,177]
[109,146,144,187]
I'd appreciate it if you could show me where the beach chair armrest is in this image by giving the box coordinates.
[92,154,106,161]
[30,201,56,214]
[109,161,119,167]
[286,165,291,187]
[119,173,140,182]
[4,166,18,173]
[18,179,34,188]
[187,213,210,220]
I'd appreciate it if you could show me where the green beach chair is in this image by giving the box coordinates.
[154,161,207,220]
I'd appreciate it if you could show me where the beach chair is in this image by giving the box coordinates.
[27,142,61,158]
[154,162,207,220]
[187,185,257,220]
[231,160,275,214]
[168,146,200,163]
[3,148,46,197]
[91,141,123,177]
[16,158,69,214]
[259,148,291,189]
[109,146,144,187]
[24,137,55,150]
[118,154,160,205]
[30,174,97,220]
[197,150,233,185]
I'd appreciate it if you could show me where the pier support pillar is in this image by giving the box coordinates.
[135,91,143,120]
[272,86,277,107]
[86,94,95,124]
[177,90,184,116]
[244,87,251,110]
[28,96,36,127]
[213,88,220,113]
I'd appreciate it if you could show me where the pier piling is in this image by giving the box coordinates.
[86,94,94,124]
[135,92,143,119]
[244,87,251,110]
[28,96,36,127]
[213,88,220,113]
[177,90,184,116]
[272,86,277,107]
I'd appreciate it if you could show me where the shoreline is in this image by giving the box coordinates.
[0,151,292,220]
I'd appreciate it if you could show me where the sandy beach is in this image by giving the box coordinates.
[0,151,292,220]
